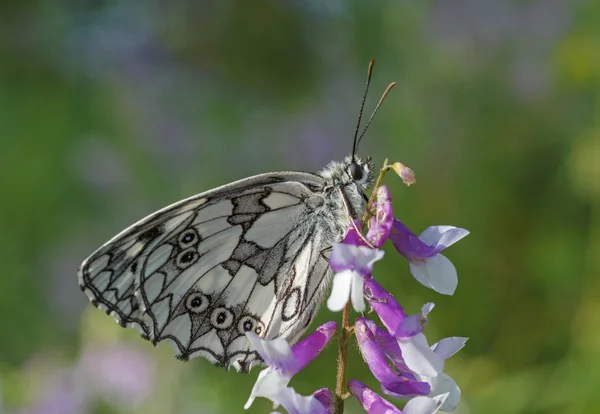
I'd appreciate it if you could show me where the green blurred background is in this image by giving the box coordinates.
[1,0,599,413]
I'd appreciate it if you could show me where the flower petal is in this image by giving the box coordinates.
[427,374,460,412]
[330,244,384,276]
[271,387,329,414]
[366,186,394,248]
[403,393,449,414]
[398,334,444,378]
[244,367,291,409]
[246,333,297,375]
[291,322,337,372]
[312,388,333,413]
[418,226,469,251]
[330,244,359,273]
[354,247,385,275]
[409,254,458,295]
[356,318,430,397]
[431,337,468,361]
[350,273,366,312]
[343,220,365,246]
[348,380,402,414]
[364,319,412,375]
[327,270,353,312]
[395,303,434,339]
[364,279,407,334]
[390,219,437,262]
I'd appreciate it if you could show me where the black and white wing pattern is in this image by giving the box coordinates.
[78,171,347,372]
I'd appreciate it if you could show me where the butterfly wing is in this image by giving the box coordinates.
[79,172,341,371]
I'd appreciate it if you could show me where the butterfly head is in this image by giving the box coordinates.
[346,155,374,190]
[348,156,373,186]
[319,155,374,192]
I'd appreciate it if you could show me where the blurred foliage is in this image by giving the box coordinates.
[0,0,599,413]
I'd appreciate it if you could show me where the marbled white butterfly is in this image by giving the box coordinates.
[78,60,394,373]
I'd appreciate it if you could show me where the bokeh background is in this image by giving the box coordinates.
[1,0,599,413]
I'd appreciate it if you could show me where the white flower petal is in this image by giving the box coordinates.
[411,332,432,349]
[272,387,328,414]
[422,302,435,316]
[330,244,384,275]
[350,273,366,312]
[327,270,353,312]
[428,373,461,412]
[244,368,291,409]
[419,226,469,250]
[403,393,449,414]
[246,333,296,373]
[330,244,358,270]
[354,246,385,274]
[431,337,468,360]
[409,254,458,295]
[436,229,469,250]
[398,334,444,377]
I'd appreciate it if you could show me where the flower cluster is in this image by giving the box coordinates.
[244,321,336,413]
[243,182,468,414]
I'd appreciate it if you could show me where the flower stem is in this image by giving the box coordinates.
[333,302,352,414]
[333,160,391,414]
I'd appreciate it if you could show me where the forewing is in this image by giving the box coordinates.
[78,172,334,370]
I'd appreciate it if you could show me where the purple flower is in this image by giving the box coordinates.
[363,279,468,411]
[244,321,336,409]
[389,222,469,295]
[362,318,412,375]
[378,325,466,412]
[271,387,332,414]
[312,388,333,412]
[355,318,430,398]
[326,241,384,312]
[364,279,432,339]
[366,186,394,249]
[349,380,402,414]
[349,380,448,414]
[344,219,367,246]
[364,278,408,334]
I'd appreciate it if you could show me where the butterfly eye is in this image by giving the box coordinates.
[186,292,210,314]
[349,162,364,181]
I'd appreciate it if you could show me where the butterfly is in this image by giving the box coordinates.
[78,60,395,373]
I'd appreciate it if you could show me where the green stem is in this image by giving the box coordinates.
[333,302,351,413]
[332,160,391,414]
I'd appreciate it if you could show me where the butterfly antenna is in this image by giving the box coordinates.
[352,59,375,162]
[356,81,396,148]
